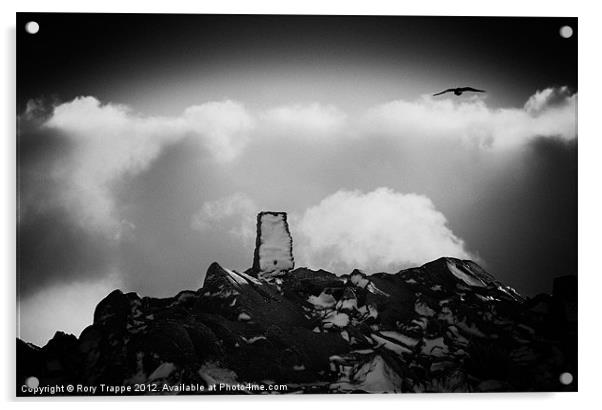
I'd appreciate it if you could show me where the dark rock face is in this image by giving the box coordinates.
[16,258,577,395]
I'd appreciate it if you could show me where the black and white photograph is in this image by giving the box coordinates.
[16,12,577,395]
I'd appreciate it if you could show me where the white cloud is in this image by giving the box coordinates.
[191,193,258,243]
[41,97,253,238]
[293,187,471,274]
[183,101,254,161]
[524,86,574,115]
[261,103,347,138]
[18,272,123,346]
[364,87,577,149]
[30,88,576,240]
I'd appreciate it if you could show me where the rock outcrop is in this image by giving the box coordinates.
[17,257,577,395]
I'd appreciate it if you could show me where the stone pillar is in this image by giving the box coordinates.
[252,212,294,275]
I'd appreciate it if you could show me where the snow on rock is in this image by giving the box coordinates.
[241,335,267,344]
[414,301,436,317]
[148,362,176,381]
[19,246,575,395]
[421,337,449,357]
[379,331,419,347]
[307,291,337,309]
[353,356,402,393]
[332,355,402,393]
[446,260,487,288]
[360,304,379,320]
[323,312,349,328]
[366,282,390,297]
[349,270,389,297]
[456,319,487,338]
[237,312,252,321]
[235,270,263,286]
[175,291,197,303]
[198,362,239,386]
[349,271,369,288]
[370,334,412,355]
[337,288,358,311]
[252,212,294,274]
[224,268,250,286]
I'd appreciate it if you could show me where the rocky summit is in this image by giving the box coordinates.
[17,257,577,395]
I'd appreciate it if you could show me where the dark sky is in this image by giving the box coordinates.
[17,14,576,112]
[17,13,577,345]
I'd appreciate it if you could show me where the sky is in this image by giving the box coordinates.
[17,13,577,345]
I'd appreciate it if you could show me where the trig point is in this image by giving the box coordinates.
[252,211,294,275]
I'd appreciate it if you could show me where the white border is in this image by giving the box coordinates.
[2,1,601,409]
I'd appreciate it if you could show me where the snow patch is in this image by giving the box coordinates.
[415,301,436,317]
[238,312,252,321]
[379,331,419,347]
[337,297,358,311]
[367,282,390,297]
[422,337,449,357]
[236,270,263,286]
[224,268,249,286]
[456,320,487,338]
[331,355,402,393]
[371,334,412,355]
[323,312,349,328]
[198,362,239,386]
[148,362,176,381]
[241,335,267,343]
[350,271,369,288]
[446,261,486,288]
[307,291,337,309]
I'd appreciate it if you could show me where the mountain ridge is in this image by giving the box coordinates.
[17,257,577,395]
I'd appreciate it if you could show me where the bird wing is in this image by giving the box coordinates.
[460,87,486,93]
[432,88,454,96]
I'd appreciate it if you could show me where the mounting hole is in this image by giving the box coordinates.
[25,21,39,34]
[559,372,573,385]
[559,25,573,39]
[25,376,39,388]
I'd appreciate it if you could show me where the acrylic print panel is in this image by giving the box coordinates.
[16,13,577,395]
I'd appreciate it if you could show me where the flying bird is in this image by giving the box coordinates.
[432,87,486,96]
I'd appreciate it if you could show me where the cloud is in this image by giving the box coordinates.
[28,97,253,238]
[18,87,577,302]
[261,103,347,138]
[524,86,575,115]
[293,187,471,274]
[364,87,577,149]
[183,101,255,161]
[191,193,259,244]
[18,272,123,346]
[23,88,575,240]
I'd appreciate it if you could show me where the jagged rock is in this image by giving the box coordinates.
[93,289,132,336]
[16,257,577,395]
[553,275,577,323]
[136,321,197,365]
